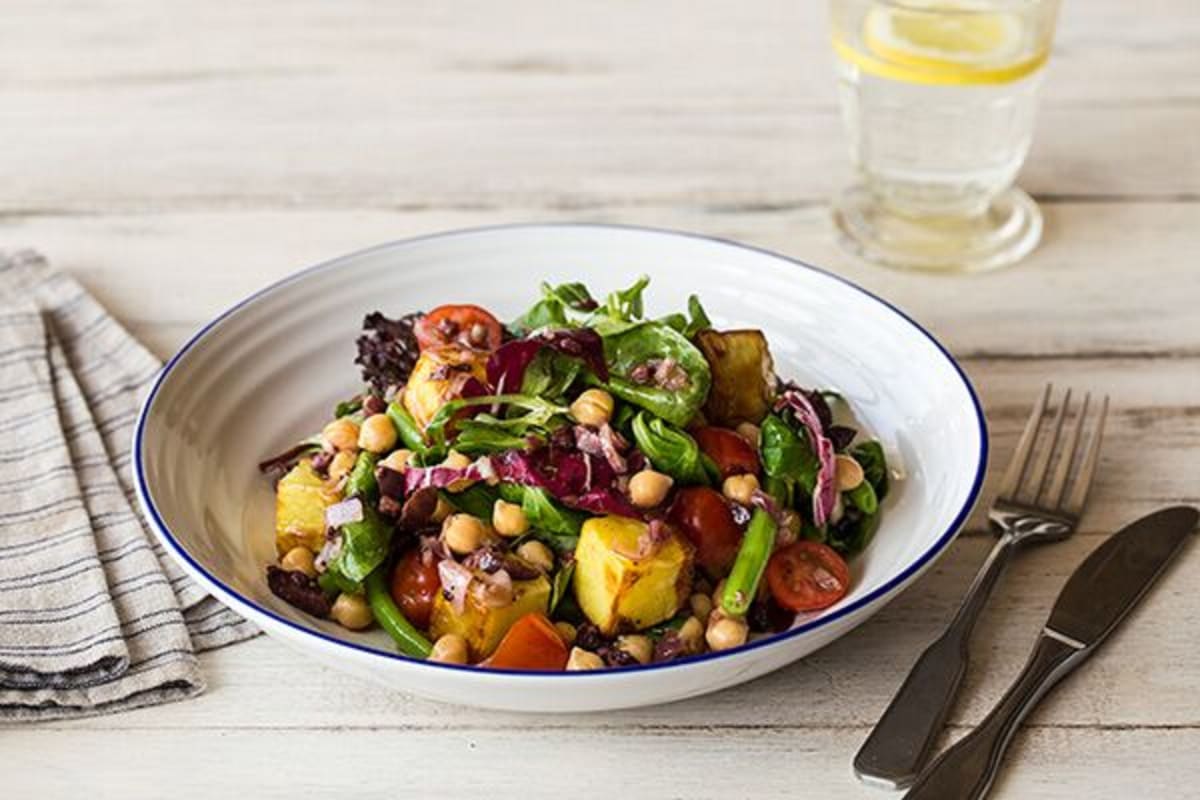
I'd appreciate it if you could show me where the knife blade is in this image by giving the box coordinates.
[1045,505,1198,648]
[903,506,1198,800]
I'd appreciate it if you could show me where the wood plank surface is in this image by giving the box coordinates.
[2,0,1198,797]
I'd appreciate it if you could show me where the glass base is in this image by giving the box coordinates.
[832,185,1043,273]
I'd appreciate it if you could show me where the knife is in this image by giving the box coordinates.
[902,505,1198,800]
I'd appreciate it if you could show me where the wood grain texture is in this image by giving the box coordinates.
[2,0,1198,797]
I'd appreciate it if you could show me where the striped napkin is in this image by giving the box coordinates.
[0,250,257,720]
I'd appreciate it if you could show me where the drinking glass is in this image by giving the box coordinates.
[829,0,1062,272]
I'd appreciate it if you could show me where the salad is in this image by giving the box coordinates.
[260,278,889,671]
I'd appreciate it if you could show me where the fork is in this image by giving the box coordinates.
[853,385,1108,789]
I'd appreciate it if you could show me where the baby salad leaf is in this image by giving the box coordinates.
[520,349,583,399]
[851,440,889,500]
[510,281,598,335]
[498,484,585,548]
[450,424,534,455]
[424,394,569,450]
[345,451,379,500]
[445,484,499,519]
[601,275,649,323]
[657,294,713,339]
[631,411,709,485]
[828,505,880,557]
[327,503,392,583]
[760,414,820,494]
[601,322,712,427]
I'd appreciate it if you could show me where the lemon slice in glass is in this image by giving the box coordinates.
[834,4,1048,86]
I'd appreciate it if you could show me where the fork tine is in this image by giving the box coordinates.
[1062,395,1109,516]
[995,383,1050,501]
[1045,392,1090,509]
[1028,388,1071,504]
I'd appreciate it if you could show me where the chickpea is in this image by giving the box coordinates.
[443,449,474,492]
[442,513,487,555]
[835,454,865,491]
[735,421,761,447]
[327,449,357,482]
[628,469,674,509]
[722,473,760,505]
[566,647,605,671]
[321,418,360,452]
[429,634,469,665]
[616,634,654,665]
[677,616,705,653]
[516,540,555,574]
[689,592,713,621]
[443,449,472,470]
[706,615,749,652]
[280,545,317,577]
[430,495,454,524]
[555,621,577,646]
[492,499,530,537]
[379,448,413,473]
[330,593,373,630]
[569,388,614,427]
[357,413,397,453]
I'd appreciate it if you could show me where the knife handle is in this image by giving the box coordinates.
[903,632,1088,800]
[855,535,1017,788]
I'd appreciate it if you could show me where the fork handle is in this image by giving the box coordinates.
[902,633,1087,800]
[854,534,1017,788]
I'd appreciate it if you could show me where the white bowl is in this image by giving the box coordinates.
[134,223,986,712]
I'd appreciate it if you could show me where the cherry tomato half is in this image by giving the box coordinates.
[389,548,441,629]
[692,426,760,479]
[765,541,851,612]
[667,487,744,575]
[414,304,503,352]
[479,613,569,671]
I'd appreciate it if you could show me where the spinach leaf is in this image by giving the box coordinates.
[498,485,584,550]
[828,506,880,557]
[327,503,392,583]
[445,484,499,519]
[630,411,709,485]
[851,440,889,500]
[549,561,575,614]
[601,322,712,427]
[760,414,820,494]
[520,349,583,400]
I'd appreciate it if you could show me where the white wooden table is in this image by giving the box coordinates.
[3,1,1197,797]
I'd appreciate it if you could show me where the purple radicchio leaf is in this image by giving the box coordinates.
[775,389,837,527]
[486,328,608,392]
[571,489,643,519]
[401,457,499,495]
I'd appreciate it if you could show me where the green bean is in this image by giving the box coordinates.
[386,400,428,453]
[721,508,777,616]
[365,568,433,659]
[345,451,379,499]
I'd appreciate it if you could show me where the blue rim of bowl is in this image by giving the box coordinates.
[134,222,988,678]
